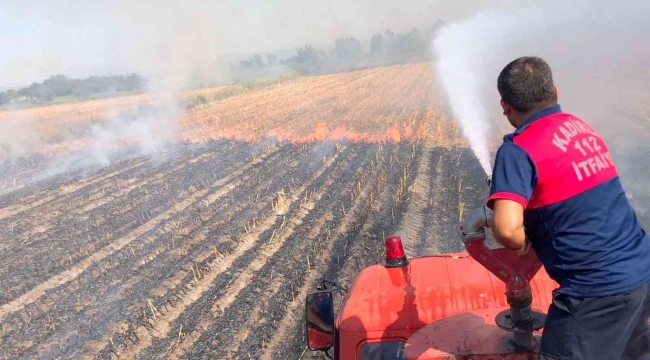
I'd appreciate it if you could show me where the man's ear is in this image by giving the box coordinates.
[554,85,560,100]
[500,99,511,116]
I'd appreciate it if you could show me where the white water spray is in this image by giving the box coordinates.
[430,7,526,176]
[432,25,494,175]
[430,2,601,177]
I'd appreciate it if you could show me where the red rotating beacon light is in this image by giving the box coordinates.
[384,235,408,268]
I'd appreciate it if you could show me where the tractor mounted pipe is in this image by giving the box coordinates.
[461,205,546,350]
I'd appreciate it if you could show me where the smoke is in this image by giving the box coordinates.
[1,0,341,187]
[0,88,184,192]
[1,0,535,88]
[0,1,226,186]
[431,0,650,212]
[0,113,42,163]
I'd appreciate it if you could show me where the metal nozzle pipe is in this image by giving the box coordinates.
[461,205,545,351]
[460,205,493,241]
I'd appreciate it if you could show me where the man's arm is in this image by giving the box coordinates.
[487,140,536,255]
[492,199,529,254]
[307,304,333,332]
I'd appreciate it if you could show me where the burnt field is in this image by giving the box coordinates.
[0,63,491,359]
[0,137,488,359]
[1,62,649,359]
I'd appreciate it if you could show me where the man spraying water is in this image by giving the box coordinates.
[486,56,650,359]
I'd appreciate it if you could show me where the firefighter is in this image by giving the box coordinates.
[487,56,650,359]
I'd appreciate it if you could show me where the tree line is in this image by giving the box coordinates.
[2,21,446,105]
[0,74,146,105]
[236,21,446,76]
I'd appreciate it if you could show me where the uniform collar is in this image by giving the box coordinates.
[515,104,562,134]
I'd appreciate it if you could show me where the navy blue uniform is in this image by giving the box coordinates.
[314,293,333,326]
[488,104,650,359]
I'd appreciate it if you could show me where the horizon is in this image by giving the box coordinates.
[0,0,532,89]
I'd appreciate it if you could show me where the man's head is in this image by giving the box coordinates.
[497,56,559,128]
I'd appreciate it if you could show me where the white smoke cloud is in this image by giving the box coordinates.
[0,113,41,163]
[431,0,650,205]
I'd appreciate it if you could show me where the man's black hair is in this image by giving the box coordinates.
[497,56,557,113]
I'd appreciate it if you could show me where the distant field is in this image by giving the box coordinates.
[0,63,535,359]
[180,64,438,144]
[0,64,451,160]
[0,85,243,152]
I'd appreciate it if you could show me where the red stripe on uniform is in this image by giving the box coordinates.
[487,192,529,210]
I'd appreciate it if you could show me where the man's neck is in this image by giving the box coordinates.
[514,103,558,127]
[512,114,529,128]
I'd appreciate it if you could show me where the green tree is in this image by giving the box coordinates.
[403,28,425,54]
[286,45,329,75]
[43,74,73,97]
[34,84,55,101]
[254,54,264,68]
[335,37,362,59]
[371,33,386,54]
[267,54,278,66]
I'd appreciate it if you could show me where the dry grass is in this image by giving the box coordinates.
[0,63,467,166]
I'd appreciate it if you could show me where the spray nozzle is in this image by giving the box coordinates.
[486,175,492,188]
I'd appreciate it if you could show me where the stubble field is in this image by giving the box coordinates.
[0,63,519,359]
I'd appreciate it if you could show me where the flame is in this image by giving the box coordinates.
[314,122,329,141]
[25,121,430,163]
[330,126,348,140]
[386,126,401,143]
[180,121,429,145]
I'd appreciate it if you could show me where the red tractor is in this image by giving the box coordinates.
[304,205,557,359]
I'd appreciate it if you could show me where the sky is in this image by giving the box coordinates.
[0,0,531,88]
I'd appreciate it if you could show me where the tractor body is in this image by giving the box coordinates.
[305,206,558,359]
[334,252,556,359]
